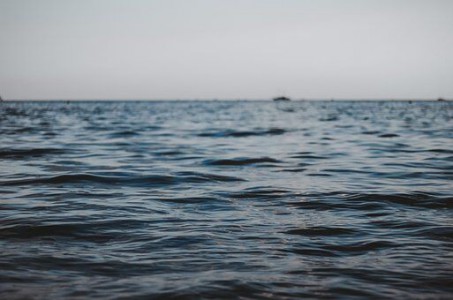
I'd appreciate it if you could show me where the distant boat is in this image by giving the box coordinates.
[437,98,446,102]
[273,96,291,102]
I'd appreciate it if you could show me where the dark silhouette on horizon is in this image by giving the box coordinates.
[273,96,291,102]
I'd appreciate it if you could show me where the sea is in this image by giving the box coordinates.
[1,100,452,299]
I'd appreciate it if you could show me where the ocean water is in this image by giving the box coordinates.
[1,100,452,299]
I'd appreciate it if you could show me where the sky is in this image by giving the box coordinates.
[1,0,453,100]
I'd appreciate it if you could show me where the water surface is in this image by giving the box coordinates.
[1,100,452,299]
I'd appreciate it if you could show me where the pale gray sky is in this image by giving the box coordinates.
[1,0,452,100]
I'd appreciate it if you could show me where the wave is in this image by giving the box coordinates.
[0,172,245,187]
[286,192,453,210]
[198,128,286,138]
[108,130,141,138]
[0,219,151,242]
[204,157,281,166]
[222,187,294,200]
[283,226,358,236]
[361,130,381,135]
[345,193,453,209]
[284,240,396,257]
[174,171,246,182]
[323,240,396,254]
[290,152,330,159]
[418,226,453,241]
[427,149,453,154]
[0,148,67,159]
[378,133,400,138]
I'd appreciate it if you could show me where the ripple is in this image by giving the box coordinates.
[279,168,307,172]
[224,187,293,200]
[0,219,148,242]
[323,240,396,254]
[153,150,185,156]
[286,199,387,211]
[108,130,140,138]
[198,128,286,137]
[285,247,338,257]
[284,192,450,211]
[290,152,329,159]
[0,172,245,187]
[369,219,436,229]
[345,193,453,209]
[378,133,400,138]
[174,171,246,182]
[204,157,281,166]
[361,130,381,135]
[427,148,453,154]
[0,148,67,159]
[418,226,453,241]
[284,226,358,236]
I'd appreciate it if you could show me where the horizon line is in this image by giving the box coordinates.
[1,98,450,102]
[0,98,453,103]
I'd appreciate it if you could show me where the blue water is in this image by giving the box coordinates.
[1,100,452,299]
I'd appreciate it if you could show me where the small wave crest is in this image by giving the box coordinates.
[0,148,67,159]
[198,128,286,138]
[0,219,148,242]
[285,240,396,257]
[284,226,358,236]
[0,172,245,187]
[345,193,453,209]
[204,157,281,166]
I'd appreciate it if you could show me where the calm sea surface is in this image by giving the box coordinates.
[1,100,452,299]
